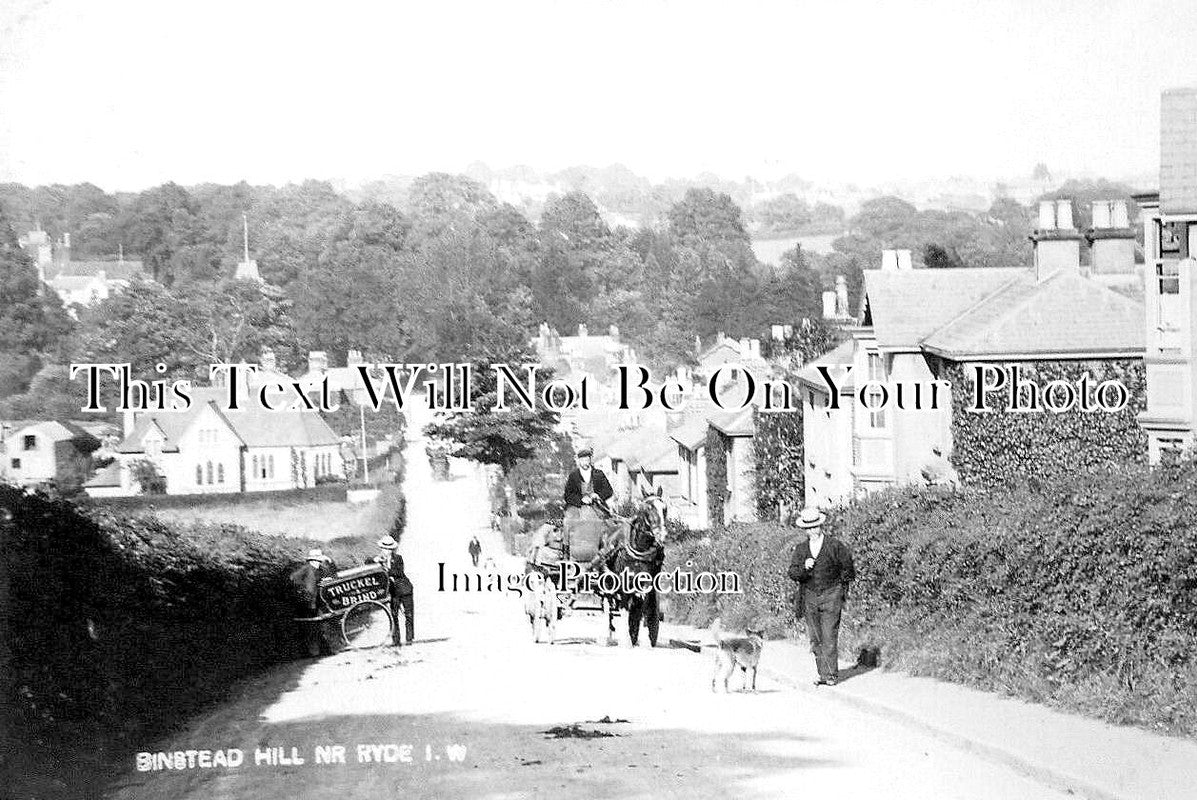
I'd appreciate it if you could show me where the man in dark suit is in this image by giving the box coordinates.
[787,508,855,686]
[563,447,614,510]
[376,535,415,646]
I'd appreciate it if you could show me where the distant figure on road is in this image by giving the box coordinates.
[787,508,855,686]
[468,535,482,567]
[375,535,415,646]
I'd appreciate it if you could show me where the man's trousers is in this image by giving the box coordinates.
[391,593,415,645]
[803,585,845,680]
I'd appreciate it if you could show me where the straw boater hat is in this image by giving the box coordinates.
[376,535,398,551]
[576,446,594,458]
[797,508,826,529]
[307,548,325,562]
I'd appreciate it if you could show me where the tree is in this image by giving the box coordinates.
[923,243,964,269]
[0,211,74,398]
[422,340,559,476]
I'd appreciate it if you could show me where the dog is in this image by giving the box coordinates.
[524,569,559,644]
[710,620,764,693]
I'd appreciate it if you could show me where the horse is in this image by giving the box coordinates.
[589,488,669,647]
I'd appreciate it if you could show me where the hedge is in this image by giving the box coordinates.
[668,459,1197,737]
[0,485,390,799]
[946,359,1148,486]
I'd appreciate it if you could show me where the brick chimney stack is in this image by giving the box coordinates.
[1031,199,1083,280]
[1086,199,1136,275]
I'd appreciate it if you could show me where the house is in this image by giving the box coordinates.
[18,230,145,310]
[530,322,637,385]
[101,387,344,496]
[1139,87,1197,461]
[694,332,768,394]
[1,420,100,488]
[669,412,709,528]
[800,219,1146,508]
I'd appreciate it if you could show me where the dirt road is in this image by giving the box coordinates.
[106,422,1070,800]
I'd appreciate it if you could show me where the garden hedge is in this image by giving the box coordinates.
[668,458,1197,737]
[0,485,389,799]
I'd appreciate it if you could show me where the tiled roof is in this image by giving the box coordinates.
[11,420,100,446]
[669,413,708,450]
[84,461,122,487]
[862,268,1026,350]
[921,270,1145,358]
[796,339,856,392]
[709,406,754,437]
[47,259,146,281]
[118,387,341,453]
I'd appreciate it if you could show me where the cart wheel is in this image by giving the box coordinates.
[341,600,393,649]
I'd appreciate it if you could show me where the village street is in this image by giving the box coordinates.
[105,418,1072,800]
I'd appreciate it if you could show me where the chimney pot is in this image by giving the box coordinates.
[1092,200,1112,229]
[896,250,913,270]
[1056,199,1075,229]
[578,324,587,338]
[347,349,363,366]
[822,291,836,318]
[1038,200,1056,230]
[881,250,898,271]
[308,350,328,375]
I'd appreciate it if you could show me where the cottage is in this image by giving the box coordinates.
[1,420,100,488]
[103,387,344,496]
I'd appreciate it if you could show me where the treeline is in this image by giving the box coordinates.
[0,175,1141,416]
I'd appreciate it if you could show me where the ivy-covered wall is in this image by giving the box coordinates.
[753,407,804,521]
[946,359,1148,486]
[705,427,730,527]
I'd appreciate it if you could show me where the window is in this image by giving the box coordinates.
[268,454,275,478]
[217,463,225,484]
[865,352,887,429]
[1157,261,1180,295]
[23,435,35,450]
[260,456,267,478]
[206,461,214,484]
[251,455,258,478]
[196,465,203,484]
[11,458,20,470]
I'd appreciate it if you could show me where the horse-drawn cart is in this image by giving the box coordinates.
[294,563,394,654]
[524,495,667,647]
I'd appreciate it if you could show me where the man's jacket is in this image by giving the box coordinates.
[382,554,414,596]
[787,535,855,613]
[563,467,614,508]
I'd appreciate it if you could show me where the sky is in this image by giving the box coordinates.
[1,0,1195,191]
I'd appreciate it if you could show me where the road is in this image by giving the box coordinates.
[106,420,1071,800]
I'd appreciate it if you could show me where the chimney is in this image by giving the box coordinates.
[308,350,328,375]
[1086,199,1136,275]
[822,290,837,319]
[835,275,849,317]
[1030,199,1082,279]
[738,337,751,356]
[896,249,913,270]
[749,339,761,359]
[771,324,786,340]
[881,249,898,271]
[577,323,587,338]
[346,349,363,367]
[260,348,277,372]
[608,324,619,340]
[716,331,725,344]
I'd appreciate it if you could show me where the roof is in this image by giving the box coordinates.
[922,270,1145,359]
[708,406,754,437]
[796,339,856,392]
[47,259,145,281]
[861,266,1145,360]
[84,461,122,487]
[862,268,1026,350]
[11,420,100,447]
[118,387,341,453]
[669,413,708,450]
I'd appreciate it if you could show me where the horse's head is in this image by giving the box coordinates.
[635,485,669,545]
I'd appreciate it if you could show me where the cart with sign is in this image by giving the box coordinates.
[294,562,394,652]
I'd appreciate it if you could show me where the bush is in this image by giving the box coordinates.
[0,485,389,798]
[669,459,1197,737]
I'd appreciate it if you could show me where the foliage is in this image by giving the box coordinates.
[705,427,731,528]
[127,459,166,494]
[945,360,1148,487]
[670,459,1197,737]
[0,210,74,398]
[753,409,804,522]
[0,485,391,799]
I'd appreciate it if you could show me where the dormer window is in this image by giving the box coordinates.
[23,435,36,450]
